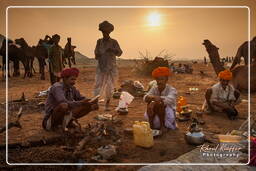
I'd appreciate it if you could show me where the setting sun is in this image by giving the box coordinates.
[148,12,161,27]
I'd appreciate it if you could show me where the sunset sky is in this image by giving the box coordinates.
[0,0,255,60]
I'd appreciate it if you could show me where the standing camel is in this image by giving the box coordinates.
[0,39,29,78]
[15,38,35,78]
[32,39,50,80]
[230,36,256,70]
[202,39,256,92]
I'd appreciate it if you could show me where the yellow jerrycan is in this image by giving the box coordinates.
[133,121,154,148]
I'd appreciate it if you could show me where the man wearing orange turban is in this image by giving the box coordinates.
[43,68,99,132]
[204,69,240,120]
[143,67,177,134]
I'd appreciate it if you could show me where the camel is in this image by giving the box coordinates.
[32,40,49,80]
[230,36,256,70]
[15,38,35,78]
[202,39,256,92]
[0,39,29,78]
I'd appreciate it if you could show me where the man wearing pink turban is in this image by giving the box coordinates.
[43,68,98,131]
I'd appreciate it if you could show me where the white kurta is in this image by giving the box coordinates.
[94,38,122,101]
[143,84,177,129]
[208,82,238,112]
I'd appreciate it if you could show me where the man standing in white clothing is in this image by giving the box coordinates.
[94,21,123,111]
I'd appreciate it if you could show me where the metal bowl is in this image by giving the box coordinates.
[185,131,205,145]
[180,110,192,117]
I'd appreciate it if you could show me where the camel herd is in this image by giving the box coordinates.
[0,35,255,93]
[0,35,76,80]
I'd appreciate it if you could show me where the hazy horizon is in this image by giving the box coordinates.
[1,6,253,60]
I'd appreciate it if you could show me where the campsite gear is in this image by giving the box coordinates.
[218,134,243,143]
[119,80,146,97]
[116,91,134,114]
[113,91,121,99]
[230,130,243,136]
[97,145,117,160]
[185,130,205,145]
[148,80,157,91]
[117,108,128,115]
[195,111,205,125]
[95,114,115,121]
[189,87,199,91]
[134,81,144,90]
[133,121,154,148]
[180,106,192,117]
[124,128,133,136]
[185,118,205,145]
[38,87,50,97]
[177,96,187,113]
[177,105,192,122]
[152,129,161,137]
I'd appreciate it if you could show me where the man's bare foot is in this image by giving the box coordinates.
[105,100,111,111]
[160,127,168,136]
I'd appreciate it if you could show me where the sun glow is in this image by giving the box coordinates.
[148,12,161,27]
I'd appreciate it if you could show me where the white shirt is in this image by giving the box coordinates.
[143,84,177,109]
[210,82,236,103]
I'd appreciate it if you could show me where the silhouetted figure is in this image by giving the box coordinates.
[204,56,207,64]
[64,37,76,68]
[94,21,123,111]
[49,34,63,85]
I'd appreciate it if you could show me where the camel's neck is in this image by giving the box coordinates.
[206,48,225,75]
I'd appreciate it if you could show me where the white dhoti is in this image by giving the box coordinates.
[94,68,116,101]
[144,106,176,130]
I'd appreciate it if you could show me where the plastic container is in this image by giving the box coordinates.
[133,121,154,148]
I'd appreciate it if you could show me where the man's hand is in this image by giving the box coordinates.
[229,101,236,107]
[106,48,116,53]
[81,99,90,104]
[146,95,162,102]
[91,103,99,110]
[153,96,163,102]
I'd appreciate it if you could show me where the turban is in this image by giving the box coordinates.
[218,69,232,80]
[61,68,79,78]
[99,21,114,33]
[152,67,171,78]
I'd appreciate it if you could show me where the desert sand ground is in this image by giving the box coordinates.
[0,61,254,170]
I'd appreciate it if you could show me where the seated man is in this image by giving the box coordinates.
[204,69,240,120]
[42,68,98,131]
[143,67,177,134]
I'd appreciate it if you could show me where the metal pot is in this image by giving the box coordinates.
[185,131,205,145]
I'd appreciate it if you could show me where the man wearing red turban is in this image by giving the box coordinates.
[204,69,240,120]
[43,68,98,132]
[143,67,177,134]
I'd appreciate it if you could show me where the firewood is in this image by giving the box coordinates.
[0,107,23,133]
[73,136,90,155]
